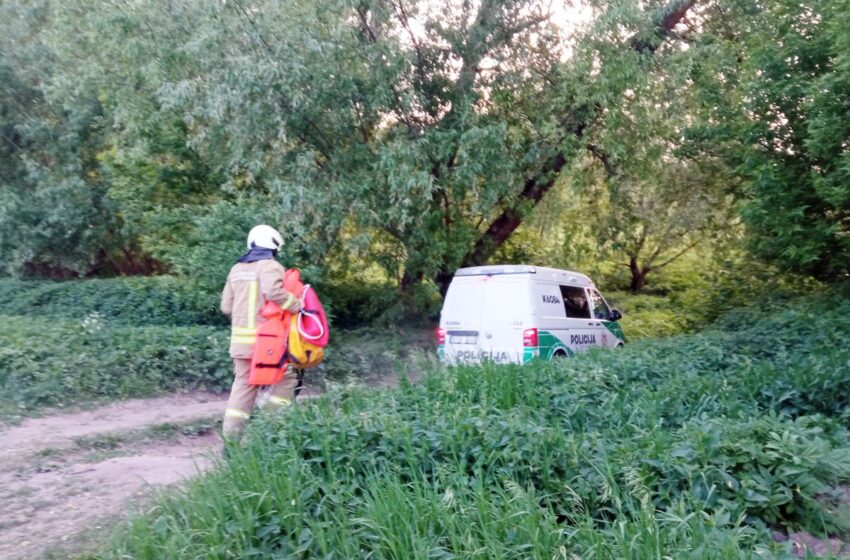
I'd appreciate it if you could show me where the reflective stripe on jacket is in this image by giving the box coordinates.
[220,259,300,358]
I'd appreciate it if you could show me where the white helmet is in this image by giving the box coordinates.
[246,225,284,251]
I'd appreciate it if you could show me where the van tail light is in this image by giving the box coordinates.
[523,328,538,347]
[436,327,446,345]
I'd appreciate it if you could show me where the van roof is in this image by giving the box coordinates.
[454,264,594,286]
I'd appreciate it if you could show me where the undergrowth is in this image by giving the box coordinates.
[0,315,232,420]
[0,277,223,326]
[92,288,850,559]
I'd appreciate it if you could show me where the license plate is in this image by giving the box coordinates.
[450,335,478,345]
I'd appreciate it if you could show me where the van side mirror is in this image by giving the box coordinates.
[609,309,623,322]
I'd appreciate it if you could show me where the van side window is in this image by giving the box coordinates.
[559,285,590,318]
[587,288,612,320]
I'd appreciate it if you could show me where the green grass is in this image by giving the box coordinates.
[88,287,850,559]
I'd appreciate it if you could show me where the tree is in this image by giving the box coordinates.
[0,0,697,292]
[572,44,738,293]
[127,0,696,293]
[579,159,735,292]
[691,0,850,280]
[0,1,149,276]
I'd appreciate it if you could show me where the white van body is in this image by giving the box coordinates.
[438,265,625,365]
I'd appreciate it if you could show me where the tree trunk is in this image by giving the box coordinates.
[463,152,568,268]
[400,268,423,296]
[435,268,454,297]
[629,257,649,293]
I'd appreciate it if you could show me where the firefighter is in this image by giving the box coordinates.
[220,224,302,440]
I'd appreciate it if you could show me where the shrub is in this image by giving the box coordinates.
[0,315,232,419]
[0,276,434,330]
[0,313,433,418]
[606,291,692,339]
[316,280,401,328]
[0,277,225,326]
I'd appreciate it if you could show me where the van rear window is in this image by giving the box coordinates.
[559,285,590,318]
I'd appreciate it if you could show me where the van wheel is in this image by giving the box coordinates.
[552,349,569,359]
[617,343,625,348]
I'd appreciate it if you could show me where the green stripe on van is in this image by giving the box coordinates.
[536,330,574,361]
[603,322,626,343]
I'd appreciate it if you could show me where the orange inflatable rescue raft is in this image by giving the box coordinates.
[284,269,329,369]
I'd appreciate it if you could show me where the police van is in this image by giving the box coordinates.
[437,265,625,365]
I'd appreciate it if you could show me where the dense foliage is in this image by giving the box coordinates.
[3,3,849,556]
[0,277,224,326]
[91,287,850,559]
[9,0,845,303]
[0,316,231,419]
[0,264,811,420]
[0,276,423,328]
[0,277,434,419]
[690,0,850,281]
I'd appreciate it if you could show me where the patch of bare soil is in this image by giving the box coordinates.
[771,486,850,558]
[787,532,850,557]
[0,392,228,560]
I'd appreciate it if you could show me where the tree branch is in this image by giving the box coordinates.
[652,238,702,270]
[587,143,617,179]
[441,0,500,123]
[231,0,335,156]
[355,6,379,43]
[631,0,698,53]
[391,0,425,69]
[355,2,422,138]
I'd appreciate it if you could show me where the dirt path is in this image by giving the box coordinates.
[0,392,229,560]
